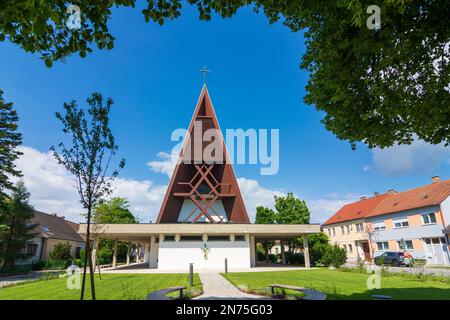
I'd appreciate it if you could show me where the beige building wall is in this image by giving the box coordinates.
[323,219,369,261]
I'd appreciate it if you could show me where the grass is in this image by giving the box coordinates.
[0,273,202,300]
[222,268,450,300]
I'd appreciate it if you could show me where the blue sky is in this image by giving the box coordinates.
[1,4,449,223]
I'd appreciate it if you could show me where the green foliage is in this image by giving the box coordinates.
[255,206,276,224]
[93,198,137,224]
[308,232,329,247]
[49,242,72,261]
[33,259,71,271]
[0,181,37,270]
[2,2,447,146]
[97,247,113,265]
[310,243,330,266]
[275,193,310,225]
[321,244,347,268]
[256,247,277,263]
[0,90,23,198]
[285,252,305,265]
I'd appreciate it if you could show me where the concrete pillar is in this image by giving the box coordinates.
[149,236,159,269]
[175,234,180,242]
[144,243,150,263]
[280,239,286,264]
[230,234,235,242]
[135,243,140,263]
[126,241,131,265]
[112,239,118,268]
[303,235,311,268]
[91,237,99,271]
[249,235,256,268]
[202,234,208,242]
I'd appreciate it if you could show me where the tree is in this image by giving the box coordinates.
[0,90,23,198]
[275,193,310,254]
[0,181,37,270]
[49,242,72,261]
[274,193,310,225]
[93,197,137,263]
[1,2,448,147]
[51,93,125,300]
[255,206,277,262]
[93,198,137,224]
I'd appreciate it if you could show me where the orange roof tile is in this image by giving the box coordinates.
[366,179,450,218]
[322,194,389,226]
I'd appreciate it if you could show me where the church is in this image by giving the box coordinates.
[79,85,320,271]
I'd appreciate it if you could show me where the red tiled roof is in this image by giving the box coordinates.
[366,179,450,218]
[322,194,389,225]
[322,179,450,226]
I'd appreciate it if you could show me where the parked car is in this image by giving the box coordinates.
[374,251,410,266]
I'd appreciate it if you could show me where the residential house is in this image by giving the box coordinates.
[322,177,450,265]
[24,211,85,264]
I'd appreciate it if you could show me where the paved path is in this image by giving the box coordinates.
[194,273,271,300]
[0,271,60,288]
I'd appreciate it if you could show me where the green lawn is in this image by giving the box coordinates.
[222,268,450,300]
[0,273,202,300]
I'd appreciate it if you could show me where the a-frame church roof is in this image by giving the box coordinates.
[156,86,249,224]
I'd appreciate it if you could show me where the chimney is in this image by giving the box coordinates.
[373,191,379,196]
[360,196,367,201]
[387,189,397,194]
[51,213,57,217]
[431,176,440,183]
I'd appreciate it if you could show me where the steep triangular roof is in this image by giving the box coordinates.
[156,86,249,223]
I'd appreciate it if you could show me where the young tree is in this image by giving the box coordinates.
[0,181,36,270]
[255,206,277,262]
[0,90,22,198]
[51,93,125,300]
[1,2,447,147]
[49,242,73,261]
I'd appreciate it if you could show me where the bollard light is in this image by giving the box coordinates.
[225,258,228,273]
[189,263,194,287]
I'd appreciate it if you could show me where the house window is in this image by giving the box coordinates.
[393,217,409,228]
[327,229,331,236]
[346,225,351,234]
[75,247,82,259]
[332,228,336,236]
[343,244,347,251]
[26,243,38,256]
[341,226,345,235]
[376,242,389,250]
[372,221,386,231]
[355,223,363,232]
[422,213,437,225]
[348,244,353,253]
[164,235,175,242]
[208,236,230,242]
[180,236,203,242]
[397,240,413,250]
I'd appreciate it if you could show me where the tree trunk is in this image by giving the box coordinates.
[80,206,96,300]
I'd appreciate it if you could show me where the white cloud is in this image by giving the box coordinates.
[14,146,166,223]
[368,139,450,177]
[147,151,177,177]
[15,147,357,226]
[236,178,285,222]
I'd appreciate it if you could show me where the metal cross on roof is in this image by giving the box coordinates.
[198,65,211,85]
